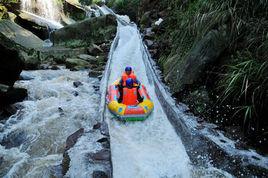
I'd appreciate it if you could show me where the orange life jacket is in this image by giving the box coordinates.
[122,88,138,105]
[121,71,137,87]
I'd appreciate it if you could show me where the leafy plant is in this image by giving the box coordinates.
[218,52,268,134]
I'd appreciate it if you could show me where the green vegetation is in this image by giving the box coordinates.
[132,0,268,150]
[218,52,268,137]
[0,5,8,19]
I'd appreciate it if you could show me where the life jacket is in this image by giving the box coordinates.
[121,71,137,87]
[122,88,138,105]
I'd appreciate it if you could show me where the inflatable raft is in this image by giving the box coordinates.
[107,81,154,121]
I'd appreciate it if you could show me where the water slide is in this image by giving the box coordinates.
[99,11,192,178]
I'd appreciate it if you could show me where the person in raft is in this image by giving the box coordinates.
[117,66,143,104]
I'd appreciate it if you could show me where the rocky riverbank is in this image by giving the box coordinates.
[0,1,116,177]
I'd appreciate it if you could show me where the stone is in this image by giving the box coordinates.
[87,44,104,56]
[92,170,108,178]
[164,29,230,93]
[0,156,3,166]
[0,130,27,149]
[100,121,109,136]
[65,128,84,150]
[73,81,83,88]
[145,39,154,47]
[143,27,155,40]
[0,87,27,107]
[7,12,17,22]
[0,46,24,86]
[51,15,117,47]
[88,70,103,78]
[0,20,43,49]
[78,54,98,62]
[64,0,86,21]
[65,58,90,70]
[62,152,71,176]
[93,122,101,130]
[0,105,18,121]
[62,128,84,175]
[140,11,151,29]
[89,149,110,161]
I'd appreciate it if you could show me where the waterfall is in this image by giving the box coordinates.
[21,0,62,21]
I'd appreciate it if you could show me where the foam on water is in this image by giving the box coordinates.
[0,69,100,177]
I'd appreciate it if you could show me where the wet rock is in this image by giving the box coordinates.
[97,137,109,143]
[7,12,17,22]
[19,73,34,81]
[93,122,101,130]
[92,170,108,178]
[88,70,103,78]
[0,156,3,166]
[100,122,109,136]
[62,151,71,176]
[87,44,104,56]
[63,0,86,21]
[58,107,65,116]
[62,128,84,175]
[73,81,83,88]
[16,12,53,40]
[93,85,100,91]
[0,130,27,149]
[143,27,155,40]
[52,15,117,47]
[89,149,110,161]
[0,105,19,121]
[72,91,79,96]
[65,128,84,150]
[78,54,98,63]
[0,20,43,49]
[145,39,154,47]
[148,49,158,59]
[0,46,24,86]
[97,137,110,149]
[65,58,90,70]
[0,87,27,107]
[51,65,60,70]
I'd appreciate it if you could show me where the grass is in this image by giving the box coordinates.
[217,52,268,134]
[149,0,268,142]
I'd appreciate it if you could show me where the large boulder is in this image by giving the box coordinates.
[64,0,86,21]
[0,20,43,50]
[0,20,44,69]
[0,84,27,108]
[0,45,24,86]
[51,14,117,47]
[164,28,230,92]
[65,58,90,70]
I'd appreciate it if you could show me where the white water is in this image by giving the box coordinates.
[105,23,191,178]
[0,69,100,177]
[21,0,62,22]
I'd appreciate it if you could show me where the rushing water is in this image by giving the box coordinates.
[0,69,101,177]
[21,0,62,21]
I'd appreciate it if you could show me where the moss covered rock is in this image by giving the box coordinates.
[164,28,229,92]
[0,5,8,19]
[52,14,117,47]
